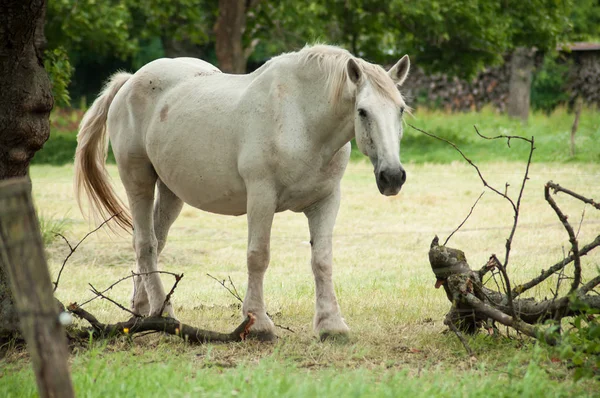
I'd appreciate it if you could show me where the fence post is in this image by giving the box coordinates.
[0,177,74,398]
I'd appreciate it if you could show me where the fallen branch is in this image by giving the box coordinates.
[68,303,255,344]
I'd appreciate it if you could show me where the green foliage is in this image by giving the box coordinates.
[552,296,600,380]
[531,54,572,113]
[46,0,137,58]
[44,47,74,107]
[567,0,600,41]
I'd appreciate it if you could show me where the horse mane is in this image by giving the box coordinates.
[291,44,405,106]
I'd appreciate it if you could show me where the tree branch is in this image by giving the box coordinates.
[68,303,255,344]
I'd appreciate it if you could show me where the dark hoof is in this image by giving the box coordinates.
[319,331,350,343]
[247,330,278,342]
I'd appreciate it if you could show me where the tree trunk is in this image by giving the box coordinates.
[214,0,260,73]
[0,0,54,340]
[507,47,535,123]
[570,97,583,157]
[0,1,74,396]
[0,178,74,397]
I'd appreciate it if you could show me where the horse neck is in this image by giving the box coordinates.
[292,67,356,159]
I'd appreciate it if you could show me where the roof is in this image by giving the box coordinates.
[559,42,600,52]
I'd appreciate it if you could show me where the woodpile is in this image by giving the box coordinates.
[567,50,600,105]
[402,64,511,112]
[401,46,600,111]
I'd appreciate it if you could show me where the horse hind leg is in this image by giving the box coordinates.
[131,179,183,316]
[154,179,184,255]
[118,158,174,318]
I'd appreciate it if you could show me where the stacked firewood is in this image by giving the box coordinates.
[402,64,510,112]
[568,52,600,105]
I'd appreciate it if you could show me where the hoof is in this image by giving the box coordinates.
[319,331,350,343]
[247,330,278,342]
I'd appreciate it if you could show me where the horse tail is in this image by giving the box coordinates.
[74,72,133,231]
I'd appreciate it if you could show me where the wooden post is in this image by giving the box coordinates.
[0,178,74,398]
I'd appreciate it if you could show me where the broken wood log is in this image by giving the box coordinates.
[429,236,600,340]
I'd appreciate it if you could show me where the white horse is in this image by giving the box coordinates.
[75,45,410,340]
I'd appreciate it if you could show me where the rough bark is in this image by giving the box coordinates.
[0,0,54,339]
[507,47,535,123]
[214,0,259,73]
[0,2,73,396]
[429,237,600,336]
[0,178,74,397]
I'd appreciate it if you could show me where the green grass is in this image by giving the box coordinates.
[400,107,600,163]
[35,106,600,165]
[0,343,595,397]
[38,212,71,246]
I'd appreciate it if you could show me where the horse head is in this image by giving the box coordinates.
[347,55,410,196]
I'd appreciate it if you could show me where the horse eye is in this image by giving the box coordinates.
[358,108,367,118]
[400,107,405,116]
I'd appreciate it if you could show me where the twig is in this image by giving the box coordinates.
[53,214,120,291]
[547,182,600,210]
[207,273,243,303]
[575,207,586,239]
[207,273,295,333]
[544,183,581,294]
[89,283,141,318]
[512,234,600,297]
[444,191,485,246]
[78,270,181,308]
[408,124,517,211]
[159,273,184,315]
[579,275,600,295]
[445,310,474,356]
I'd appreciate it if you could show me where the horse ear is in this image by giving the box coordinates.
[347,58,362,84]
[388,55,410,86]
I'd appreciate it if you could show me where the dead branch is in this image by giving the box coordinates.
[429,237,599,342]
[207,273,295,333]
[53,214,120,291]
[544,182,581,294]
[78,270,181,308]
[159,273,184,315]
[412,124,536,321]
[68,303,255,344]
[444,191,485,246]
[547,182,600,210]
[511,234,600,297]
[88,283,141,318]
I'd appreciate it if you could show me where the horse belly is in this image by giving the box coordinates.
[147,131,248,215]
[159,163,248,216]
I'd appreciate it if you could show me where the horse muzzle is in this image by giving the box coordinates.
[375,167,406,196]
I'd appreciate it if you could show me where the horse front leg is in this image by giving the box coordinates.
[304,187,349,340]
[243,184,277,340]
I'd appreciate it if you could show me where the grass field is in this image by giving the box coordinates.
[1,157,599,396]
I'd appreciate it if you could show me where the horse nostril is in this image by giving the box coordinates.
[379,170,390,186]
[400,169,407,184]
